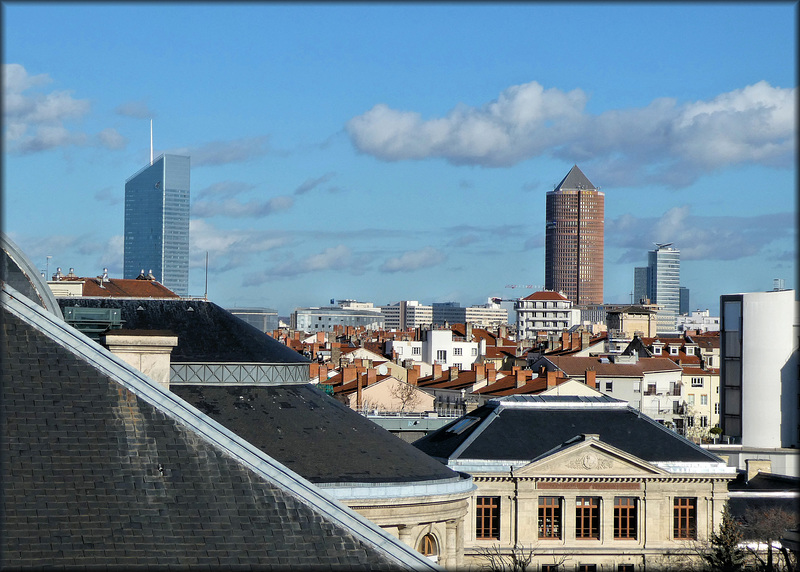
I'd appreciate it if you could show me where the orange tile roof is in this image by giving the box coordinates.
[522,290,569,301]
[544,356,681,377]
[55,276,180,298]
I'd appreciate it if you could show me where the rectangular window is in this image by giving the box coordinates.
[688,395,695,406]
[715,403,720,415]
[614,497,637,540]
[472,348,478,356]
[673,497,697,539]
[476,496,500,540]
[578,566,597,572]
[436,350,447,361]
[538,496,562,539]
[575,497,600,539]
[454,347,463,356]
[700,416,708,427]
[412,346,421,355]
[605,381,613,392]
[691,377,703,387]
[701,395,708,406]
[541,565,559,572]
[618,566,635,572]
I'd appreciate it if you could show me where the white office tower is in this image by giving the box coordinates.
[720,289,798,448]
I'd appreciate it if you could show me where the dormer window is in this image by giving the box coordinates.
[653,346,662,355]
[670,346,680,356]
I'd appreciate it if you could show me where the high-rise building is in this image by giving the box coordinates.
[720,289,798,448]
[647,243,680,333]
[545,165,604,305]
[124,154,190,297]
[633,267,649,304]
[679,286,690,315]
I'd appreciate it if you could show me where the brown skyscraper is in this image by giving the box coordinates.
[545,165,604,305]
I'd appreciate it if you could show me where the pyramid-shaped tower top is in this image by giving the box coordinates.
[554,165,597,191]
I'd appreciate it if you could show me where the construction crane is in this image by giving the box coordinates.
[491,285,544,305]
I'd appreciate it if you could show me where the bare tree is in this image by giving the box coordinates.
[741,506,797,572]
[473,544,568,572]
[389,379,422,412]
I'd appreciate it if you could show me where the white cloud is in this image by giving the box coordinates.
[3,63,130,155]
[115,100,155,119]
[346,80,796,187]
[380,246,446,273]
[96,128,127,150]
[192,195,294,218]
[173,136,272,166]
[244,244,371,283]
[607,207,794,262]
[294,172,336,195]
[189,219,291,273]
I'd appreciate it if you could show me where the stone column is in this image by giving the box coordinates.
[445,519,458,569]
[397,524,414,548]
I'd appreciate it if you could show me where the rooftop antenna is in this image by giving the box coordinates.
[150,119,153,165]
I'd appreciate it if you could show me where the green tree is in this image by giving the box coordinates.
[703,503,747,572]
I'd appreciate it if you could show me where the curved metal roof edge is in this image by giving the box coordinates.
[1,232,63,320]
[2,283,439,571]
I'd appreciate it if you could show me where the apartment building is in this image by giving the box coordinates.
[387,327,480,371]
[380,300,433,330]
[514,290,580,340]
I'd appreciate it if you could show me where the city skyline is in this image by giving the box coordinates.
[3,3,796,315]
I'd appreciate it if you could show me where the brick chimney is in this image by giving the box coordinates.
[449,366,459,380]
[487,367,497,384]
[343,366,358,384]
[546,369,558,389]
[516,369,526,388]
[319,364,329,382]
[581,330,590,349]
[316,331,325,344]
[356,375,362,410]
[367,368,376,386]
[585,368,597,389]
[473,362,486,381]
[433,363,443,378]
[407,366,419,386]
[309,362,320,379]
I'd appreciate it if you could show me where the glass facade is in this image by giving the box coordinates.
[124,154,190,296]
[647,245,680,333]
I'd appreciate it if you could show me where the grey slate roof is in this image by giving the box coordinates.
[553,164,597,192]
[171,384,461,484]
[413,395,722,465]
[2,286,436,570]
[57,297,308,364]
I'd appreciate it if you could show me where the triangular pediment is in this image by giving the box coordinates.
[515,437,667,477]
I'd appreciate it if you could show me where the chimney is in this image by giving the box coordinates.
[356,375,362,410]
[581,330,590,349]
[319,364,329,382]
[407,366,419,386]
[473,362,486,381]
[585,368,597,389]
[343,366,358,384]
[466,322,473,340]
[316,331,325,343]
[546,370,558,389]
[433,363,443,378]
[487,367,497,384]
[309,362,320,379]
[499,324,508,340]
[367,368,376,386]
[561,331,570,350]
[449,366,459,380]
[746,459,772,482]
[516,369,526,388]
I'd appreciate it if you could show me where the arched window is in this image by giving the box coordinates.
[418,533,438,557]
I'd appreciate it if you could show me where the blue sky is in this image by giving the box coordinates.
[3,3,796,317]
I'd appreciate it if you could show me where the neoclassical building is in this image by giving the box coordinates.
[414,395,737,571]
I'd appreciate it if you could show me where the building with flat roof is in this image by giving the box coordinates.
[124,154,190,297]
[545,165,604,306]
[720,288,798,448]
[292,303,384,333]
[227,307,279,333]
[380,300,433,330]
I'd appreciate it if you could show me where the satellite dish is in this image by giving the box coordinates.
[378,364,388,376]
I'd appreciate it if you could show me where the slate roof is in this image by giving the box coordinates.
[413,395,723,465]
[57,297,308,364]
[2,287,433,570]
[553,164,596,192]
[170,383,458,484]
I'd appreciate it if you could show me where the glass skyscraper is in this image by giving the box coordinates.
[647,243,680,333]
[123,154,190,297]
